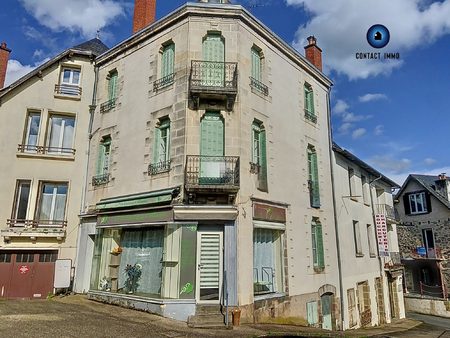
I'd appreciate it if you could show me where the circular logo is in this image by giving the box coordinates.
[367,24,390,49]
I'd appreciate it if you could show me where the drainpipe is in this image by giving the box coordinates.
[80,61,99,215]
[326,87,345,330]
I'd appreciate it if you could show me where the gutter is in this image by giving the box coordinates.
[326,87,345,329]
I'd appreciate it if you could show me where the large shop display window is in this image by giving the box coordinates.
[90,225,197,300]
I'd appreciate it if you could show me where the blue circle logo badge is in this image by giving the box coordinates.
[367,24,390,49]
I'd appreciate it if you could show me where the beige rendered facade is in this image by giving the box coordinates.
[0,40,107,299]
[83,1,341,328]
[332,144,406,329]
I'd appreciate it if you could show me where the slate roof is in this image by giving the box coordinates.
[396,174,450,209]
[332,142,400,188]
[73,38,109,56]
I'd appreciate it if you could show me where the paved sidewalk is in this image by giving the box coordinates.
[0,295,421,338]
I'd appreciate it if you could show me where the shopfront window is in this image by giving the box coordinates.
[90,224,197,300]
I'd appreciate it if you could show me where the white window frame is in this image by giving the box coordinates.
[409,192,427,214]
[47,114,76,154]
[37,182,68,225]
[13,180,31,221]
[61,67,80,86]
[24,112,41,151]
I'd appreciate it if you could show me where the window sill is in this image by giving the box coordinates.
[408,211,428,215]
[313,266,325,273]
[350,197,359,202]
[16,152,75,161]
[356,253,365,258]
[369,254,377,258]
[54,93,81,101]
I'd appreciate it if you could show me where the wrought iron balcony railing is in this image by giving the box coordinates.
[100,98,116,113]
[148,160,171,175]
[7,219,67,228]
[92,173,110,186]
[153,73,175,92]
[185,155,240,191]
[190,60,238,92]
[17,144,76,156]
[250,77,269,96]
[304,109,317,123]
[376,204,399,222]
[55,84,82,96]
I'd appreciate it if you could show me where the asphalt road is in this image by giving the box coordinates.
[375,312,450,338]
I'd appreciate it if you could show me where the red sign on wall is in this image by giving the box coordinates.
[375,214,389,257]
[19,265,30,274]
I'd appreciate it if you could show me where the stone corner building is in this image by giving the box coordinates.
[395,173,450,299]
[79,0,340,328]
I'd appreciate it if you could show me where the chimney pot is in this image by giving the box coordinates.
[133,0,156,34]
[0,41,12,89]
[304,35,322,71]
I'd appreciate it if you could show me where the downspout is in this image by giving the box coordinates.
[326,87,344,330]
[80,61,99,215]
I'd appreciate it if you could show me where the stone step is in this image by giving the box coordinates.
[195,304,222,315]
[187,312,229,329]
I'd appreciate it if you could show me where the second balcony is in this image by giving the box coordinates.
[189,60,238,111]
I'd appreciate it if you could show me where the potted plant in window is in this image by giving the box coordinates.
[124,263,142,294]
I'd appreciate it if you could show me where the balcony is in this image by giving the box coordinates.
[189,60,238,111]
[304,109,317,123]
[92,173,110,186]
[100,98,116,113]
[185,155,240,193]
[148,160,171,175]
[153,73,175,92]
[17,144,76,156]
[1,219,67,241]
[376,204,399,223]
[250,77,269,96]
[54,84,82,96]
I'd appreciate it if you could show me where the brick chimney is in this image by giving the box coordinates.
[0,42,12,89]
[133,0,156,34]
[304,36,322,71]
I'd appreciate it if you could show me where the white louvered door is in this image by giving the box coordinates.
[196,230,223,303]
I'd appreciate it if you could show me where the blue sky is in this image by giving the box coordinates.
[2,0,450,185]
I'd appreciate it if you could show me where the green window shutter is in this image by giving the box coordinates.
[162,43,175,78]
[200,112,224,156]
[309,149,320,208]
[153,127,161,164]
[251,48,261,81]
[108,72,118,101]
[258,129,268,192]
[202,34,225,86]
[252,123,261,164]
[316,222,325,268]
[304,84,315,115]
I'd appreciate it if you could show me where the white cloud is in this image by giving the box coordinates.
[368,155,412,174]
[352,128,366,139]
[287,0,450,79]
[359,93,388,103]
[5,59,50,87]
[333,99,349,115]
[337,122,353,135]
[424,158,437,166]
[374,124,384,136]
[342,112,372,123]
[19,0,125,38]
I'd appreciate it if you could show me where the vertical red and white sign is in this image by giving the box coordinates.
[375,214,389,256]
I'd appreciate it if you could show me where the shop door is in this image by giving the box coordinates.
[321,294,333,330]
[196,230,223,303]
